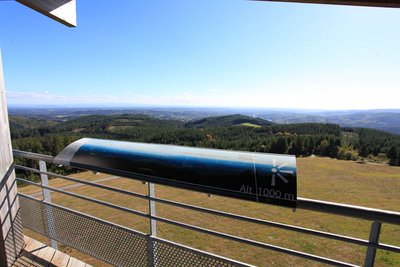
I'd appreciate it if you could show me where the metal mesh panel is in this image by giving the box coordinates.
[152,238,250,267]
[19,196,47,234]
[19,195,149,266]
[19,195,251,267]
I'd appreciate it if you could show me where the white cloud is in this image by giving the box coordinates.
[5,83,400,110]
[6,91,66,101]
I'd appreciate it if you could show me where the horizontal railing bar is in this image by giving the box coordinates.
[13,150,55,163]
[377,243,400,254]
[15,168,400,254]
[16,178,149,219]
[150,196,374,247]
[297,198,400,225]
[150,215,357,267]
[15,165,149,200]
[18,192,147,236]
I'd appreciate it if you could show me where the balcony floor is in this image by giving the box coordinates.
[13,236,92,267]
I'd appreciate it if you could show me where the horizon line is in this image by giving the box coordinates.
[7,104,400,112]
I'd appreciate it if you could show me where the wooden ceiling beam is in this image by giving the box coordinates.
[16,0,76,27]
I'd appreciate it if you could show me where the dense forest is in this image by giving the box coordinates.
[10,113,400,181]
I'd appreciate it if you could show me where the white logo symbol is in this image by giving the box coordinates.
[271,159,293,186]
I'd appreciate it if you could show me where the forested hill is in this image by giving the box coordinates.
[10,114,400,167]
[185,114,272,128]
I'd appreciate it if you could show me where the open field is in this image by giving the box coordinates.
[20,157,400,266]
[240,123,262,128]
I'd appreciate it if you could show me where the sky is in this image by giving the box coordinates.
[1,0,400,110]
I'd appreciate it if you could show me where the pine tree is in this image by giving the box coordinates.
[270,137,288,154]
[387,145,398,166]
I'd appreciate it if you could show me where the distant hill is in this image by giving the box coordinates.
[251,110,400,135]
[9,116,54,130]
[321,112,400,135]
[8,108,400,134]
[185,114,272,128]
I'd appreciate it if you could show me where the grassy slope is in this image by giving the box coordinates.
[240,122,262,128]
[21,157,400,266]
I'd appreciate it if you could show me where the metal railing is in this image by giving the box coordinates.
[13,149,400,267]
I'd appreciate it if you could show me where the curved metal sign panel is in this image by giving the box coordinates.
[55,138,297,207]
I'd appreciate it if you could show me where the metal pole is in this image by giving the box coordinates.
[147,182,157,267]
[148,182,157,236]
[364,221,381,267]
[39,160,58,249]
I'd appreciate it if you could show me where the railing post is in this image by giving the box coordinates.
[39,160,58,249]
[364,221,381,267]
[148,182,157,237]
[147,182,157,267]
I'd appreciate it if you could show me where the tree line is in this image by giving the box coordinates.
[10,114,400,182]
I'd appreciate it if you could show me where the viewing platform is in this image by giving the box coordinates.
[0,149,397,266]
[1,0,400,266]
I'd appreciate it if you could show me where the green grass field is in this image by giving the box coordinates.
[20,157,400,266]
[108,125,138,132]
[239,122,262,128]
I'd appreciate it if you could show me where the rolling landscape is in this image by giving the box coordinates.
[8,108,400,266]
[8,107,400,134]
[9,108,400,176]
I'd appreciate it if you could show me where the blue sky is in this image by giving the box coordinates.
[1,0,399,109]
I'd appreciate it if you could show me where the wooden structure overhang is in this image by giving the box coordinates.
[16,0,77,27]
